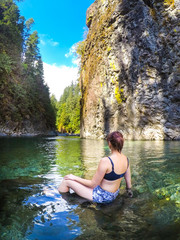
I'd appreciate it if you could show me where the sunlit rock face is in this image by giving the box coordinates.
[80,0,180,140]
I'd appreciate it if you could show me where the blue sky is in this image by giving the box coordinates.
[17,0,95,99]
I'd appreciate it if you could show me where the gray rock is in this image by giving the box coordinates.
[80,0,180,140]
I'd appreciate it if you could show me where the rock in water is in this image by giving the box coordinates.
[80,0,180,140]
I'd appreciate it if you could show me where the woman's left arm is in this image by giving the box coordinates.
[64,158,108,188]
[124,164,133,197]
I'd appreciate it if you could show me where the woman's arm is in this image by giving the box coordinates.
[124,165,132,189]
[124,164,133,197]
[64,158,108,188]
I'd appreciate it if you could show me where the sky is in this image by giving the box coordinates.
[17,0,95,100]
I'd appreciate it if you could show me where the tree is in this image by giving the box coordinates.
[24,30,40,71]
[50,94,58,115]
[0,0,55,133]
[56,83,80,133]
[0,0,24,72]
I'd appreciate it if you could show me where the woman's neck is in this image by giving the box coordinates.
[110,148,121,155]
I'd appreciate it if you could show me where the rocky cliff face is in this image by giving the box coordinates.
[80,0,180,140]
[0,119,55,137]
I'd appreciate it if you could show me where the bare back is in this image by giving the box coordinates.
[100,152,129,193]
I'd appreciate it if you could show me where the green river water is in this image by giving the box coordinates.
[0,137,179,240]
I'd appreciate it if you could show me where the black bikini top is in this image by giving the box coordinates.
[104,156,129,181]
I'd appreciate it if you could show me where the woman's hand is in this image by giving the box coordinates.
[126,188,133,198]
[64,174,77,181]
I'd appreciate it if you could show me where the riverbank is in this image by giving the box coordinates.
[0,128,179,140]
[0,127,80,138]
[0,126,56,137]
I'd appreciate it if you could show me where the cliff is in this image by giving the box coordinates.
[80,0,180,140]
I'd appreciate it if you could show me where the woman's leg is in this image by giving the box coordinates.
[58,179,93,201]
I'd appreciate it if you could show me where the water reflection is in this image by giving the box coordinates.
[24,191,81,240]
[80,138,107,178]
[0,137,56,180]
[0,137,179,240]
[0,137,81,240]
[55,137,83,177]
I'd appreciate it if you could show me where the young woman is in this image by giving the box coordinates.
[58,131,132,204]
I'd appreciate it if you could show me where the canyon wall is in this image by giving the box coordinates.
[80,0,180,140]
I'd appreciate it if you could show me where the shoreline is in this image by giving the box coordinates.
[0,132,179,140]
[0,131,80,138]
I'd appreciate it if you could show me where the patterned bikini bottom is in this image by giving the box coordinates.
[92,185,119,204]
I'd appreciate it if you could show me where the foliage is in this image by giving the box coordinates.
[0,52,13,73]
[56,83,80,133]
[75,41,85,57]
[0,0,55,132]
[24,30,40,69]
[164,0,174,7]
[114,86,125,104]
[50,94,59,116]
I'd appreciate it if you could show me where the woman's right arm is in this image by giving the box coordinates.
[64,158,108,188]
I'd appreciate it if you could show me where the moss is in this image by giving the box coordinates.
[80,1,117,118]
[164,0,174,6]
[155,184,180,205]
[114,86,126,104]
[107,46,112,52]
[87,16,92,25]
[111,78,115,84]
[150,8,157,20]
[111,75,119,85]
[109,60,117,71]
[76,41,85,57]
[115,86,122,104]
[120,88,124,93]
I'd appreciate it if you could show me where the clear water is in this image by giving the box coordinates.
[0,137,179,240]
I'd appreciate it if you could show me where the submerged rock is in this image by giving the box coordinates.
[80,0,180,140]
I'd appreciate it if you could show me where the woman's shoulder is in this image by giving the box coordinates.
[101,156,110,162]
[100,156,112,166]
[120,153,129,166]
[121,152,128,159]
[98,157,111,171]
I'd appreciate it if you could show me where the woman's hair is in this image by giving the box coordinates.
[107,131,124,152]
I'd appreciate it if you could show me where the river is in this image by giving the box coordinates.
[0,137,179,240]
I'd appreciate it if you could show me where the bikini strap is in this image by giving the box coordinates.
[108,157,114,171]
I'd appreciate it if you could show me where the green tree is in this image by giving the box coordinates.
[0,0,24,73]
[0,0,55,133]
[56,83,80,133]
[50,94,58,115]
[24,30,40,71]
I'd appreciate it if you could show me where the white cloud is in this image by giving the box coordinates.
[39,34,59,47]
[72,57,81,66]
[65,43,80,67]
[43,62,79,100]
[65,43,77,58]
[40,39,46,46]
[49,39,59,47]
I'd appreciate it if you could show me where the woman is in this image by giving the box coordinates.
[58,131,132,204]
